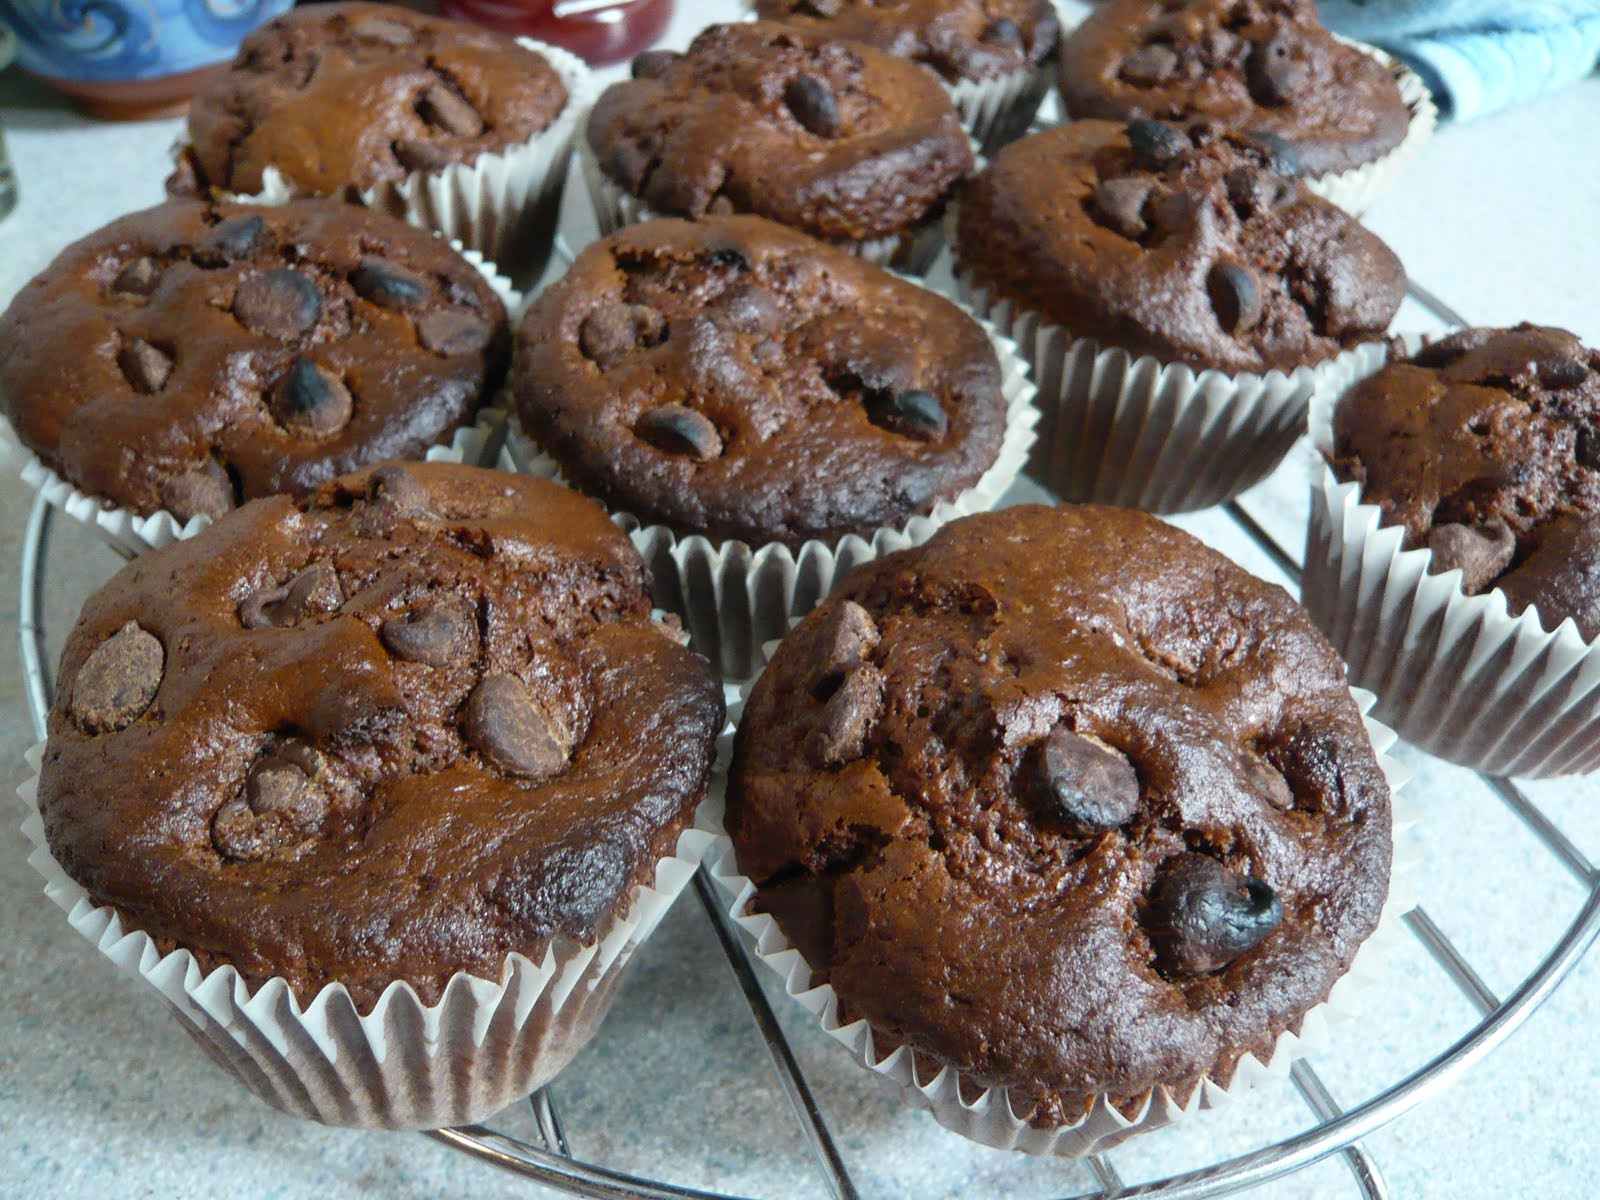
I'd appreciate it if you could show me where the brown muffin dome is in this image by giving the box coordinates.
[753,0,1061,83]
[728,504,1392,1125]
[514,216,1008,549]
[38,462,724,1011]
[1331,325,1600,639]
[0,199,509,521]
[1058,0,1411,178]
[175,2,570,197]
[955,119,1406,374]
[587,21,974,245]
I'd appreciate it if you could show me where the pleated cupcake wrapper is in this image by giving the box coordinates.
[1302,40,1438,217]
[954,266,1388,512]
[0,246,520,559]
[577,140,952,277]
[709,665,1416,1156]
[504,299,1038,680]
[190,38,593,278]
[18,740,727,1131]
[1304,369,1600,776]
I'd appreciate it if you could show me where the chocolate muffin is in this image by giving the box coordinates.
[38,461,724,1010]
[753,0,1061,84]
[0,199,508,522]
[173,3,570,198]
[1058,0,1411,178]
[955,119,1406,374]
[1331,325,1600,639]
[727,504,1392,1125]
[514,215,1009,549]
[587,22,974,251]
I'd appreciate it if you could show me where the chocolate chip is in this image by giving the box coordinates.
[270,358,353,439]
[1207,261,1263,333]
[158,458,235,521]
[195,214,266,266]
[1427,520,1515,593]
[1121,42,1178,86]
[380,596,479,666]
[239,561,344,629]
[1143,189,1194,241]
[785,74,841,139]
[636,404,723,461]
[417,309,492,356]
[113,256,161,298]
[806,599,880,697]
[807,664,884,767]
[368,463,432,513]
[393,138,456,173]
[867,388,948,442]
[417,82,483,138]
[68,621,163,734]
[213,741,329,860]
[1578,427,1600,469]
[233,268,322,340]
[461,672,571,780]
[579,302,666,368]
[117,337,173,393]
[1092,176,1150,239]
[1145,852,1282,976]
[1246,130,1304,179]
[350,15,413,44]
[1126,118,1191,168]
[352,257,429,310]
[980,17,1024,50]
[1246,36,1305,107]
[1223,166,1294,216]
[1032,726,1141,833]
[1537,356,1590,390]
[714,283,783,333]
[709,245,749,271]
[631,49,679,79]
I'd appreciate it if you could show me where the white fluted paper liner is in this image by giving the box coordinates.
[955,266,1389,512]
[1303,41,1437,217]
[578,140,952,276]
[0,246,520,558]
[1305,372,1600,776]
[19,740,726,1130]
[199,39,592,276]
[708,667,1416,1156]
[504,304,1038,680]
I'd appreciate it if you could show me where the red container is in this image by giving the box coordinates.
[441,0,675,65]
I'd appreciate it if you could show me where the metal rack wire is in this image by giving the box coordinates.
[16,285,1599,1200]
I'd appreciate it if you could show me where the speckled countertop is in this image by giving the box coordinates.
[1,4,1597,1198]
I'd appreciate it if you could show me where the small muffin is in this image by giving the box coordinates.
[1058,0,1411,179]
[727,504,1392,1134]
[586,22,974,266]
[0,199,508,523]
[514,215,1009,549]
[752,0,1062,149]
[173,2,570,198]
[1331,325,1600,638]
[956,119,1406,375]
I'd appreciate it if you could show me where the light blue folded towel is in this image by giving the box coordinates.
[1318,0,1600,120]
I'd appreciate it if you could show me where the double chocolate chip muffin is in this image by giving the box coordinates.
[39,461,724,1009]
[956,119,1406,375]
[1331,325,1600,639]
[172,2,571,198]
[1058,0,1411,179]
[588,22,973,259]
[0,199,508,522]
[728,504,1392,1127]
[514,215,1009,548]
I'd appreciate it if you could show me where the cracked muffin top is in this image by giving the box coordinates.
[1058,0,1411,178]
[727,503,1391,1124]
[1331,325,1600,640]
[752,0,1062,83]
[514,216,1008,549]
[0,198,508,521]
[39,462,724,1010]
[587,22,974,244]
[173,2,570,197]
[954,119,1406,374]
